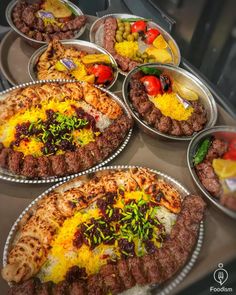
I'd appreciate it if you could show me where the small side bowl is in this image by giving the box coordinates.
[187,125,236,219]
[122,63,218,141]
[6,0,86,48]
[28,40,119,89]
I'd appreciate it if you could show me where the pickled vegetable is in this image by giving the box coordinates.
[133,32,139,40]
[127,34,135,41]
[116,34,123,42]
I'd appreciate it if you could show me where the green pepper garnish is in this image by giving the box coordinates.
[139,66,162,77]
[193,138,211,165]
[121,18,151,22]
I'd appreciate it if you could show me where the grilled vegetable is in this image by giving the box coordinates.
[121,18,150,22]
[131,20,147,33]
[139,66,162,76]
[140,75,162,96]
[90,64,113,84]
[81,54,111,65]
[194,138,211,165]
[160,74,172,92]
[144,28,160,44]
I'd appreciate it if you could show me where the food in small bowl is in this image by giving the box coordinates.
[123,64,217,140]
[90,14,180,74]
[7,0,87,44]
[191,128,236,212]
[29,40,118,89]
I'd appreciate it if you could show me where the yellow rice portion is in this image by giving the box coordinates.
[150,92,194,121]
[114,41,139,59]
[40,191,150,283]
[0,98,78,149]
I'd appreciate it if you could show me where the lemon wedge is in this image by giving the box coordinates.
[172,80,198,101]
[153,35,168,49]
[145,47,172,63]
[212,159,236,179]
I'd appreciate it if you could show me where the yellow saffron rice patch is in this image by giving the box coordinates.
[150,92,194,121]
[114,41,139,59]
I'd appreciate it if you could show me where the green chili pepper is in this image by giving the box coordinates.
[193,138,211,165]
[139,66,162,76]
[121,18,150,22]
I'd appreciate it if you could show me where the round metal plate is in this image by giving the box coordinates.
[3,165,204,294]
[89,13,181,76]
[6,0,86,48]
[28,39,119,89]
[0,80,133,184]
[187,125,236,219]
[122,63,218,141]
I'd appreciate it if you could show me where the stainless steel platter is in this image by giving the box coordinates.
[28,39,119,89]
[89,13,181,76]
[3,165,204,294]
[187,125,236,219]
[6,0,86,48]
[122,63,218,141]
[0,80,133,184]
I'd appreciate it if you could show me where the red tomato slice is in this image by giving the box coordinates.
[144,28,160,44]
[140,75,162,96]
[131,20,147,33]
[229,139,236,152]
[91,64,113,84]
[223,150,236,161]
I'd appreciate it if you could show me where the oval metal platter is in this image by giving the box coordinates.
[6,0,86,47]
[28,39,119,89]
[89,13,181,76]
[187,125,236,219]
[0,80,133,184]
[3,165,204,294]
[122,63,218,141]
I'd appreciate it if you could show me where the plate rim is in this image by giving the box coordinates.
[0,79,133,184]
[2,164,204,295]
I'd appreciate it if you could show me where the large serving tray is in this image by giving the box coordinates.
[0,80,133,184]
[3,165,204,295]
